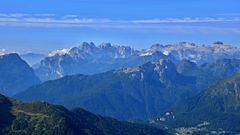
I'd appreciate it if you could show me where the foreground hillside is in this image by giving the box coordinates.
[156,73,240,134]
[0,94,167,135]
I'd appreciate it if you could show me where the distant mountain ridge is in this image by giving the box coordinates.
[143,41,240,64]
[20,53,45,66]
[0,94,167,135]
[35,41,240,81]
[48,42,138,58]
[0,53,41,96]
[16,58,240,120]
[35,42,173,81]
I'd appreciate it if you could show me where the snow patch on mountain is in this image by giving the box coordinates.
[48,48,70,57]
[0,49,6,56]
[139,51,153,56]
[162,51,169,56]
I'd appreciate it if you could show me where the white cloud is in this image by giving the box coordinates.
[0,13,28,18]
[62,14,79,18]
[131,17,240,23]
[0,13,239,33]
[0,13,56,18]
[33,14,56,17]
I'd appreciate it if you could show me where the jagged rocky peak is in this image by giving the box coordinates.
[133,59,174,72]
[48,42,96,57]
[179,41,196,46]
[120,59,179,84]
[213,41,224,45]
[98,42,138,58]
[152,59,176,74]
[121,59,176,76]
[68,42,97,56]
[98,42,112,49]
[140,44,164,55]
[79,42,97,50]
[48,42,137,58]
[210,42,238,51]
[98,42,133,50]
[68,47,80,55]
[150,43,164,50]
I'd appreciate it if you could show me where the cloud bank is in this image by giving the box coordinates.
[0,13,239,33]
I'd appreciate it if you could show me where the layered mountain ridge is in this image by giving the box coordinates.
[17,59,197,120]
[35,41,240,81]
[16,58,240,120]
[35,42,172,81]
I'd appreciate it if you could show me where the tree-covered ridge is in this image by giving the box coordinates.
[0,94,167,135]
[158,73,240,134]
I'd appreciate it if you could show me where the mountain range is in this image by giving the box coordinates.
[34,42,175,81]
[2,42,240,134]
[16,58,240,121]
[18,59,194,120]
[34,42,240,81]
[144,41,240,64]
[0,94,167,135]
[0,53,41,96]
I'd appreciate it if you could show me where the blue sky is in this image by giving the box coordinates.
[0,0,239,54]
